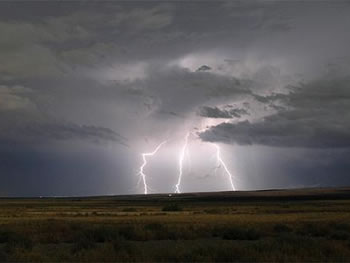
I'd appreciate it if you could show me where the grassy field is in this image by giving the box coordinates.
[1,188,350,262]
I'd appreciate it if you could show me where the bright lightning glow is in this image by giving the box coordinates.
[175,132,190,193]
[213,144,236,191]
[138,141,167,194]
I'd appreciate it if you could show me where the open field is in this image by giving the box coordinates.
[1,188,350,262]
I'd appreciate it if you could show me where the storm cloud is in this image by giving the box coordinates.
[200,75,350,148]
[0,1,350,196]
[198,106,249,119]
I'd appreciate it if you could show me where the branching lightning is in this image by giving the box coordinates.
[175,132,190,193]
[137,128,236,194]
[138,141,167,194]
[213,144,236,191]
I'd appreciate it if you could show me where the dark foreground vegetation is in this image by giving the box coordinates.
[1,187,350,262]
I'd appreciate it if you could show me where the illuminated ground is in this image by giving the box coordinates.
[1,187,350,262]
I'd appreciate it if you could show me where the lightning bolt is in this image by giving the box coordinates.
[213,144,236,191]
[138,141,167,194]
[175,132,190,193]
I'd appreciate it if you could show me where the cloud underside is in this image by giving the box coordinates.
[23,123,127,145]
[200,117,350,148]
[1,1,350,195]
[0,117,127,146]
[200,77,350,148]
[198,106,249,119]
[0,1,350,150]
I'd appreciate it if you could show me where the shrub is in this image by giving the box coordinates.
[297,223,329,237]
[122,207,137,212]
[145,223,164,231]
[0,231,12,243]
[204,208,222,214]
[71,238,96,253]
[0,248,7,262]
[274,223,292,233]
[330,223,350,232]
[162,203,182,212]
[328,231,350,241]
[3,232,33,252]
[118,226,137,240]
[222,227,260,240]
[91,226,120,243]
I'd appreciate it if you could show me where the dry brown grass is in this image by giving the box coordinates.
[0,189,350,261]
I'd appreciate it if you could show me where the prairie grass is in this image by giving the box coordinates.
[0,191,350,261]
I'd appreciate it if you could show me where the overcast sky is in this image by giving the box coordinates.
[1,0,350,196]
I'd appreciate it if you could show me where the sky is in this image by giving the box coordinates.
[1,0,350,196]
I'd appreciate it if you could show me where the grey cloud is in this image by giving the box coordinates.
[200,75,350,148]
[200,115,350,148]
[59,43,123,67]
[0,3,174,78]
[198,106,232,118]
[1,1,350,195]
[0,84,127,146]
[221,0,294,33]
[197,65,212,72]
[157,110,183,119]
[24,123,128,145]
[0,85,37,111]
[0,114,127,146]
[198,106,248,119]
[138,66,252,116]
[120,4,173,31]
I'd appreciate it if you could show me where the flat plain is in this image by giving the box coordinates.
[1,188,350,262]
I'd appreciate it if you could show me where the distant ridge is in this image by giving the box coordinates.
[2,187,350,202]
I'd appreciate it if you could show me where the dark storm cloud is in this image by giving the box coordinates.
[198,106,248,119]
[200,75,350,148]
[21,123,127,145]
[0,144,133,197]
[0,112,127,146]
[1,0,323,80]
[198,106,233,118]
[0,3,174,79]
[0,84,127,146]
[196,65,212,72]
[1,1,350,195]
[135,66,252,116]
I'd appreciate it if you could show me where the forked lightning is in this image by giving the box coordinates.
[138,131,236,194]
[213,144,236,191]
[175,132,190,193]
[138,141,167,194]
